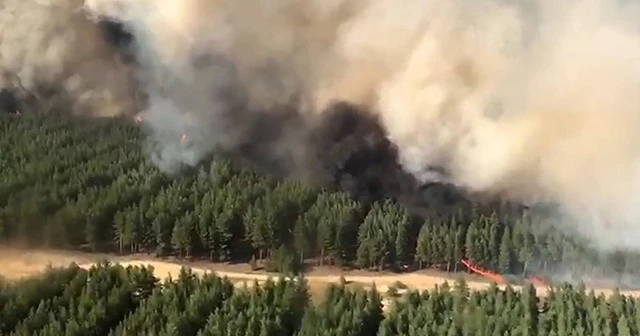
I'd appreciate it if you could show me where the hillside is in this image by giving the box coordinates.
[4,99,640,336]
[1,112,640,289]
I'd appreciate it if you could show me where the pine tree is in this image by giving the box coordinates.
[498,226,513,274]
[416,223,431,269]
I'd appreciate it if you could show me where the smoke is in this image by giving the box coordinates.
[0,0,137,116]
[5,0,640,250]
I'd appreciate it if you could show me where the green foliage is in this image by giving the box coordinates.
[386,286,399,298]
[7,111,640,334]
[0,264,83,333]
[266,245,302,275]
[391,281,408,290]
[3,113,640,280]
[298,283,383,336]
[1,264,640,335]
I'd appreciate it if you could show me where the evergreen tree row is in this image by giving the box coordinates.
[1,263,640,336]
[1,113,638,284]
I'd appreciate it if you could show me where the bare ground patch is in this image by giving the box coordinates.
[0,247,638,302]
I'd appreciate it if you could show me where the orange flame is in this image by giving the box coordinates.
[460,259,506,284]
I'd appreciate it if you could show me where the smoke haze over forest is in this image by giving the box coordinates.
[3,0,640,251]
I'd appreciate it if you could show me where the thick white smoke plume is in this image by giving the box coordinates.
[4,0,640,249]
[0,0,136,116]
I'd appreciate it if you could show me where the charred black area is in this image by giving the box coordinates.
[1,16,500,218]
[0,88,51,115]
[230,104,310,178]
[308,101,476,214]
[97,19,134,49]
[213,99,414,201]
[87,18,476,212]
[215,97,474,214]
[0,85,81,116]
[0,89,17,114]
[311,102,415,201]
[97,18,137,65]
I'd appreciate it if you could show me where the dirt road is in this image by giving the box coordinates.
[0,248,638,300]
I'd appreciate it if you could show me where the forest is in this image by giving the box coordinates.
[1,262,639,336]
[1,112,640,286]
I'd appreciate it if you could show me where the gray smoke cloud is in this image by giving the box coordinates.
[4,0,640,250]
[0,0,137,116]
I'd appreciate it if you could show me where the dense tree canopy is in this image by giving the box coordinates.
[1,263,640,335]
[1,112,639,287]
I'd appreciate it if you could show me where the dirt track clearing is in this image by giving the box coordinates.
[1,248,638,300]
